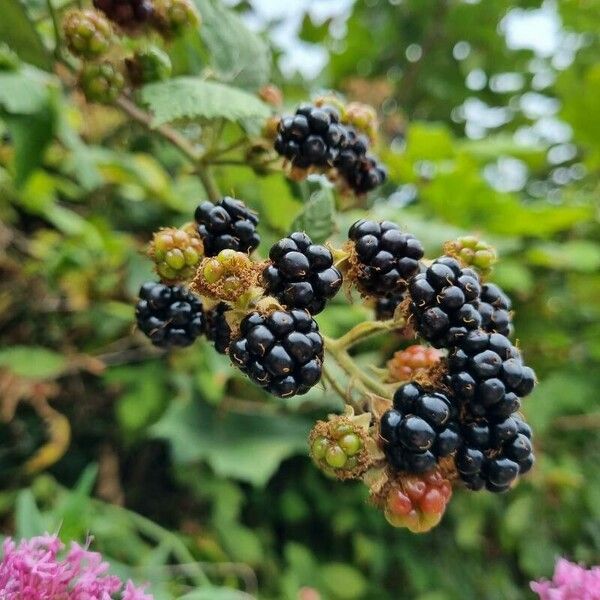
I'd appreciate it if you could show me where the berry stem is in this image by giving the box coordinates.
[46,0,63,59]
[326,318,402,351]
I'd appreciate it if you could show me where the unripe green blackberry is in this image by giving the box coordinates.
[154,0,201,37]
[126,46,172,85]
[309,416,370,480]
[80,61,125,104]
[63,9,112,59]
[149,225,204,283]
[443,235,497,277]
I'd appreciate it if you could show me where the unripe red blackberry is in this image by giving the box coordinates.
[80,61,125,104]
[409,256,483,348]
[382,468,453,533]
[446,330,536,422]
[309,416,370,480]
[380,383,461,474]
[387,345,441,383]
[348,219,424,298]
[194,197,260,256]
[126,46,172,85]
[135,282,204,348]
[263,232,342,314]
[153,0,200,37]
[148,225,203,283]
[93,0,154,27]
[204,302,231,354]
[63,9,112,59]
[229,309,324,398]
[457,415,535,492]
[274,104,346,169]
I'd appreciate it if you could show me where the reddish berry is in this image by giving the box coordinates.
[387,345,441,383]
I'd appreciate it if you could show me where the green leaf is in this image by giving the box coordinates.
[151,400,311,486]
[15,489,46,539]
[0,345,67,379]
[141,77,270,127]
[0,0,51,70]
[320,563,367,600]
[193,0,270,90]
[178,589,254,600]
[291,185,335,243]
[299,14,331,44]
[526,240,600,273]
[0,68,53,115]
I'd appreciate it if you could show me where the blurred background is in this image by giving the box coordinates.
[0,0,599,598]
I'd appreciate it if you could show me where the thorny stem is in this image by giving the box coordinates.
[327,318,402,351]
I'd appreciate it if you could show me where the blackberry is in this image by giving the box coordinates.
[409,256,483,348]
[335,129,386,194]
[263,232,342,314]
[135,282,204,348]
[93,0,154,26]
[204,302,231,354]
[477,282,513,337]
[348,219,424,298]
[80,61,125,104]
[387,345,441,383]
[274,104,346,169]
[229,309,324,398]
[153,0,200,37]
[63,9,112,59]
[194,197,260,256]
[457,415,535,492]
[374,293,403,320]
[380,383,461,474]
[447,330,536,420]
[126,46,172,85]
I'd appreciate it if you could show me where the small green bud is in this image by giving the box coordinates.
[325,445,347,469]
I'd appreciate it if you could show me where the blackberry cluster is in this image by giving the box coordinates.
[447,330,536,421]
[457,416,534,492]
[374,293,404,320]
[380,383,461,474]
[204,302,231,354]
[93,0,154,26]
[194,197,260,256]
[349,219,424,298]
[229,309,324,398]
[477,282,513,337]
[263,232,342,314]
[136,282,204,348]
[274,104,346,169]
[335,129,387,194]
[409,256,482,348]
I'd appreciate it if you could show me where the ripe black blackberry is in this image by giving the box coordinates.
[263,232,343,314]
[348,220,424,298]
[477,282,513,337]
[135,282,204,348]
[93,0,153,26]
[380,383,461,474]
[194,197,260,257]
[274,104,347,169]
[409,256,483,348]
[335,129,386,194]
[457,415,535,492]
[204,302,231,354]
[229,309,324,398]
[446,330,536,420]
[374,293,404,320]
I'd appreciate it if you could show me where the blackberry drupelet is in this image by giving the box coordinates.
[135,282,203,348]
[93,0,154,26]
[446,330,536,420]
[380,383,461,474]
[274,104,346,169]
[263,232,343,314]
[348,219,424,298]
[335,129,386,194]
[477,282,513,337]
[194,197,260,256]
[229,309,324,398]
[409,256,483,348]
[457,415,535,492]
[204,302,231,354]
[374,293,403,320]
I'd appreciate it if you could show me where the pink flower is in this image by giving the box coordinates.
[0,534,153,600]
[531,558,600,600]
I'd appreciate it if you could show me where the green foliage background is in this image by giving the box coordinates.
[0,0,599,598]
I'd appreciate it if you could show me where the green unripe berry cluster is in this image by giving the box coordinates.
[155,0,201,37]
[444,235,497,276]
[127,47,172,85]
[63,9,112,59]
[150,226,204,282]
[80,61,125,104]
[311,422,364,474]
